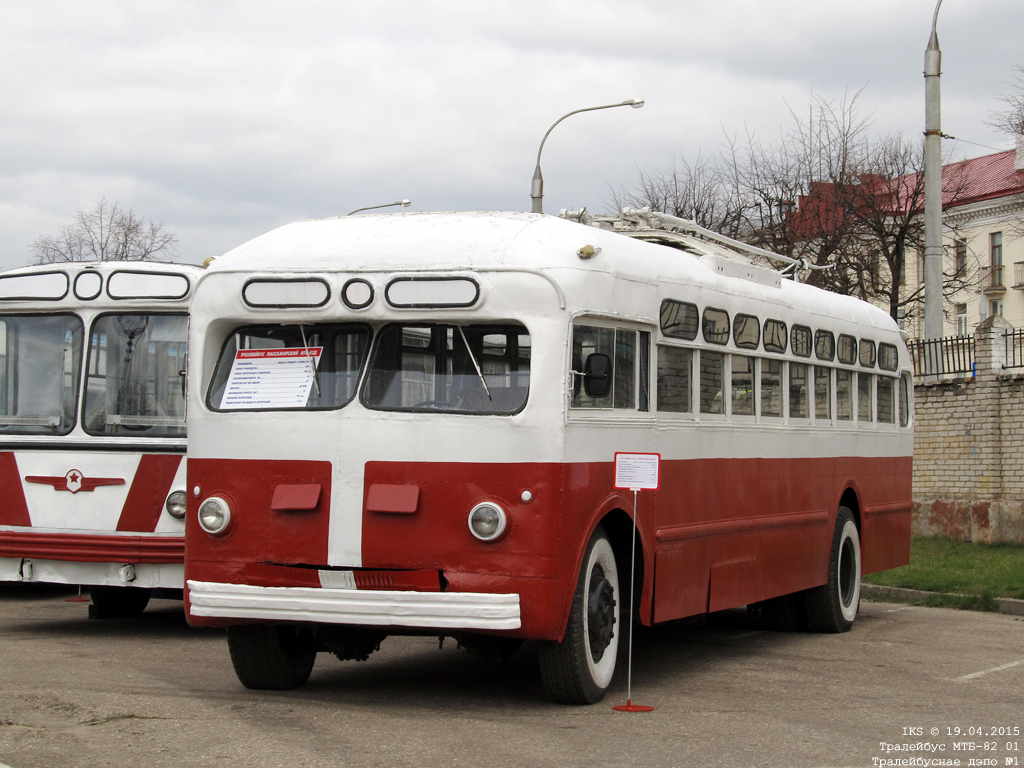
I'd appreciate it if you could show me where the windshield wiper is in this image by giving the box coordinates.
[456,325,492,402]
[299,324,321,397]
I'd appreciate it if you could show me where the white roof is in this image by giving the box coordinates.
[207,211,899,335]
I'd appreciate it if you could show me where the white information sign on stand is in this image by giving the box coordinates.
[612,450,660,713]
[613,452,660,491]
[221,347,323,410]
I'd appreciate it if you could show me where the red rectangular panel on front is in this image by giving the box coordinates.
[271,484,322,511]
[365,484,420,514]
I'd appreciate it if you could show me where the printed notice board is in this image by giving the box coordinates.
[221,347,323,409]
[614,452,660,491]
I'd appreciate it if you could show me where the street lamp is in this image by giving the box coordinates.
[530,99,645,214]
[923,0,943,341]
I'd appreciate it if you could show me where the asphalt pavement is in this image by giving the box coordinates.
[1,583,1022,768]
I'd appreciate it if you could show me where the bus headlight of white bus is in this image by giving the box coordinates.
[198,497,232,535]
[468,502,507,541]
[165,490,187,519]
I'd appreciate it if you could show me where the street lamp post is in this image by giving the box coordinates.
[530,99,645,214]
[923,0,944,341]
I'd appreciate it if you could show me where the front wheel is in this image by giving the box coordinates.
[538,525,621,704]
[227,624,317,690]
[806,506,861,633]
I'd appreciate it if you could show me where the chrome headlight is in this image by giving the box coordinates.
[468,502,506,541]
[198,496,232,535]
[165,490,187,520]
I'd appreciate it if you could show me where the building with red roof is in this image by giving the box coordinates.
[905,139,1024,339]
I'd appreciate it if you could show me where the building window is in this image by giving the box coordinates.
[955,304,968,337]
[991,232,1003,287]
[955,239,967,277]
[990,299,1003,318]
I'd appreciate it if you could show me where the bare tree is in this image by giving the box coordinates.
[615,92,976,323]
[609,152,747,238]
[31,199,177,264]
[988,64,1024,136]
[831,133,973,325]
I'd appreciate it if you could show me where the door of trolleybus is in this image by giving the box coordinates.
[0,262,201,618]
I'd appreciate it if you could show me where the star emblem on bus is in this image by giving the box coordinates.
[25,470,126,494]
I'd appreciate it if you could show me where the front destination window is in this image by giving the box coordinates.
[208,324,371,411]
[362,323,530,414]
[0,314,83,435]
[84,314,189,436]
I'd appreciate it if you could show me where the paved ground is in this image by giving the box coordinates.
[1,583,1022,768]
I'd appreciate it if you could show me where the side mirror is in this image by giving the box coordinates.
[583,353,611,399]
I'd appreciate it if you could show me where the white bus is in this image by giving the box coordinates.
[184,211,912,703]
[0,261,201,617]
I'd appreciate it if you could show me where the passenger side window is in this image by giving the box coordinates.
[789,362,809,418]
[877,376,895,423]
[731,355,754,415]
[836,369,853,421]
[857,372,873,422]
[760,358,782,417]
[815,366,831,420]
[657,345,692,413]
[700,351,725,414]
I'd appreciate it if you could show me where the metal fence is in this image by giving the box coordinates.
[908,335,975,378]
[1006,328,1024,369]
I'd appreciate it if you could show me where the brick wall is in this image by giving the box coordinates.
[913,315,1024,542]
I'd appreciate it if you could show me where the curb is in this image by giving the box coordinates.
[862,584,1024,616]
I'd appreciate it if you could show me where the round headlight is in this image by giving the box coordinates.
[198,497,232,535]
[468,502,506,541]
[165,490,187,520]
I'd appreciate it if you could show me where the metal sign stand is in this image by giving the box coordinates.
[611,452,659,713]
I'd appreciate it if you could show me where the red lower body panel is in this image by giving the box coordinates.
[185,455,912,637]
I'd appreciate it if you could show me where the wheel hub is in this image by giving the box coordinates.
[587,566,616,662]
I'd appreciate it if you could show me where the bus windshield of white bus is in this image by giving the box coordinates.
[0,314,83,435]
[362,323,530,414]
[83,314,189,437]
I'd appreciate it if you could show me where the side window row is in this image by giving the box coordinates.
[657,346,910,427]
[569,322,910,428]
[660,299,899,372]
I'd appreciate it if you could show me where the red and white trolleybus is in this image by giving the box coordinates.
[184,211,912,703]
[0,261,201,617]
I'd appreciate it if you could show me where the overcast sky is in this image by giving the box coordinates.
[0,0,1021,270]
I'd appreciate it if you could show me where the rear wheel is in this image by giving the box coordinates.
[538,526,620,704]
[227,624,317,690]
[88,586,152,619]
[806,506,861,633]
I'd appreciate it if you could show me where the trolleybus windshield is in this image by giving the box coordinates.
[207,323,371,411]
[0,313,83,435]
[83,313,189,437]
[361,323,530,414]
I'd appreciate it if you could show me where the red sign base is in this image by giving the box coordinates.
[613,700,654,712]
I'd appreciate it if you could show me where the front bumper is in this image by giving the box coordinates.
[187,579,521,630]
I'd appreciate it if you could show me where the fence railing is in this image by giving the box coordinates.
[1006,328,1024,369]
[908,335,975,378]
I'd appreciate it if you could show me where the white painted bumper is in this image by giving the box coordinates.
[187,580,522,630]
[0,557,183,589]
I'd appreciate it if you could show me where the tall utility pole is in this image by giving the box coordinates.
[923,0,944,340]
